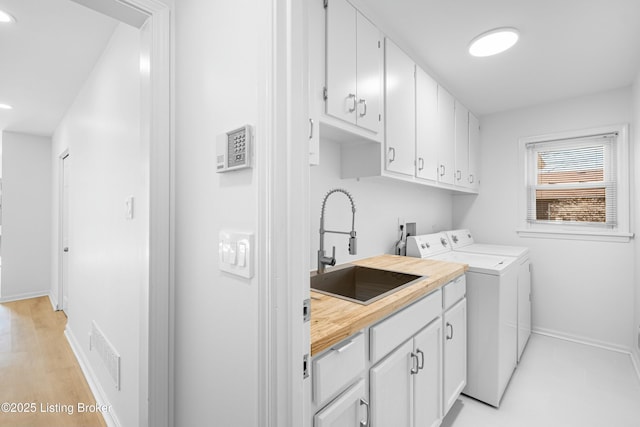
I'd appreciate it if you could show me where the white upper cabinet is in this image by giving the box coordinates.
[468,112,480,190]
[355,13,382,132]
[416,67,439,182]
[454,101,470,188]
[326,0,382,134]
[436,86,455,185]
[314,0,481,193]
[384,38,415,177]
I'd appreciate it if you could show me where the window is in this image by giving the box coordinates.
[518,125,631,241]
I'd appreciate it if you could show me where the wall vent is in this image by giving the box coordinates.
[90,321,121,390]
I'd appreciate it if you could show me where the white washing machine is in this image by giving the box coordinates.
[446,229,531,362]
[407,232,518,408]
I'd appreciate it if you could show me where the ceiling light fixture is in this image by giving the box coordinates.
[0,103,13,110]
[0,10,16,23]
[469,27,519,57]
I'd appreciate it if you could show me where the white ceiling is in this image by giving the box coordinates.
[0,0,118,137]
[357,0,640,116]
[2,1,639,138]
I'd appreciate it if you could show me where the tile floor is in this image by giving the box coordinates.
[442,334,640,427]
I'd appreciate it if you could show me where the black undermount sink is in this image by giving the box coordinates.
[310,265,425,305]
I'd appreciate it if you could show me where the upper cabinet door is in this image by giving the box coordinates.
[416,67,439,181]
[454,101,469,187]
[326,0,357,125]
[436,86,455,185]
[355,12,382,133]
[384,38,415,177]
[468,112,480,190]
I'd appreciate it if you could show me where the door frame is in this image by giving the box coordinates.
[259,0,309,426]
[57,149,70,314]
[68,1,173,426]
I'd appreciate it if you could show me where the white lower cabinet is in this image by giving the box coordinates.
[443,298,466,414]
[413,321,443,427]
[370,339,413,427]
[370,320,442,427]
[311,275,466,427]
[314,379,368,427]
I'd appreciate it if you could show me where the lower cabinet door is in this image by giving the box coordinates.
[444,298,467,414]
[370,340,413,427]
[414,319,443,427]
[314,379,368,427]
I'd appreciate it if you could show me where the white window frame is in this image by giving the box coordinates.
[517,124,633,242]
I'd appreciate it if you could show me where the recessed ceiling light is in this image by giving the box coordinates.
[0,10,16,23]
[0,103,13,110]
[469,27,519,57]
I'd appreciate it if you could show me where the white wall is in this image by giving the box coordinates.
[0,132,52,301]
[310,139,453,267]
[633,73,640,369]
[51,24,143,427]
[453,87,635,351]
[173,0,267,425]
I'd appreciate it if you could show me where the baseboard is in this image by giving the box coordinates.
[532,327,640,383]
[532,327,630,355]
[64,327,122,427]
[0,290,49,303]
[48,291,59,311]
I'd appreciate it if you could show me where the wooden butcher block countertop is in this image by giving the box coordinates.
[310,254,468,356]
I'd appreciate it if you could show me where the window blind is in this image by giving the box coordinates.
[525,133,617,227]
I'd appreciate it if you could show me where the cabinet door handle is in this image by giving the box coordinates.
[347,93,357,112]
[358,98,367,117]
[309,118,314,140]
[388,147,396,163]
[418,157,424,171]
[416,349,424,370]
[469,174,474,183]
[456,170,462,181]
[446,322,454,340]
[359,398,370,427]
[410,352,419,374]
[440,164,446,177]
[333,339,354,353]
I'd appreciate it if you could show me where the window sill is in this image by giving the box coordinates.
[516,228,634,243]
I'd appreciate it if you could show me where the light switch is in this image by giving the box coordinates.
[237,242,247,267]
[229,242,237,265]
[218,231,254,279]
[125,196,134,220]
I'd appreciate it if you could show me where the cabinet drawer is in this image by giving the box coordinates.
[444,275,465,310]
[313,333,365,406]
[370,289,441,363]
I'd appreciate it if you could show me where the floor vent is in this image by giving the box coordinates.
[90,321,121,390]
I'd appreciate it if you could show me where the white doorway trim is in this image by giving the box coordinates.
[258,0,309,426]
[69,1,173,426]
[57,149,70,314]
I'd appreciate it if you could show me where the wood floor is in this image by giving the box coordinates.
[0,296,107,427]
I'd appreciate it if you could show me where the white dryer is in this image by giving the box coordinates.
[407,232,518,408]
[446,229,531,362]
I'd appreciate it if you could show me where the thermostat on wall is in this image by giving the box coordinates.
[216,124,253,172]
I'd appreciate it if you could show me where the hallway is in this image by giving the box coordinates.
[0,297,107,427]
